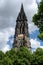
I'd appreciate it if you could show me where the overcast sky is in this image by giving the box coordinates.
[0,0,43,52]
[0,0,38,29]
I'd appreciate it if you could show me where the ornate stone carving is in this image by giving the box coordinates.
[13,4,31,49]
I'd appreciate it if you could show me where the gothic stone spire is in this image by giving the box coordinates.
[13,4,31,49]
[16,4,27,22]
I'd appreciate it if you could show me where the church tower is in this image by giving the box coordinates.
[13,4,31,49]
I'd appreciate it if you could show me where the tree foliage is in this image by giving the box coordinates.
[31,48,43,65]
[0,47,43,65]
[32,0,43,40]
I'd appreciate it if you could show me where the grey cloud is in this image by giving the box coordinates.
[0,0,37,29]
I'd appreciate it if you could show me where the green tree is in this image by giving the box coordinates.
[31,48,43,65]
[0,47,43,65]
[0,51,4,65]
[17,47,32,59]
[5,48,17,64]
[4,47,32,65]
[13,47,31,65]
[0,51,4,60]
[13,58,30,65]
[33,0,43,40]
[16,47,32,64]
[2,57,12,65]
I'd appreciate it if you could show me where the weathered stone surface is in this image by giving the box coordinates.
[13,4,31,49]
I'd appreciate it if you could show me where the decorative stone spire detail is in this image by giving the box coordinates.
[16,4,27,22]
[13,4,31,49]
